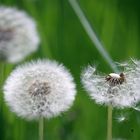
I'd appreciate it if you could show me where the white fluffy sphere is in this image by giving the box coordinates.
[4,60,76,120]
[81,61,140,109]
[0,6,40,63]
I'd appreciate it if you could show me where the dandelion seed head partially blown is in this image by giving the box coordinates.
[81,60,140,108]
[0,6,39,63]
[4,60,76,120]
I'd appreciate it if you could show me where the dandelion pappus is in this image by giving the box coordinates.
[105,73,126,86]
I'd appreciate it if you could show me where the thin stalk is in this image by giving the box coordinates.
[39,117,44,140]
[68,0,119,73]
[107,105,112,140]
[0,63,5,107]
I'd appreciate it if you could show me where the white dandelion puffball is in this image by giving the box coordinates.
[0,6,39,63]
[81,60,140,108]
[4,60,76,120]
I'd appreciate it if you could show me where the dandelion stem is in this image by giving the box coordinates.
[0,63,5,107]
[39,117,44,140]
[107,105,112,140]
[68,0,119,72]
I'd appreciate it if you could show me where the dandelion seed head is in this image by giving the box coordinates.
[0,6,39,63]
[29,81,51,96]
[81,60,140,108]
[4,59,76,120]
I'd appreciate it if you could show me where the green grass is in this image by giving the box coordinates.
[0,0,140,140]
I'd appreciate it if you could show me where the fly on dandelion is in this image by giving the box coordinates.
[105,73,126,86]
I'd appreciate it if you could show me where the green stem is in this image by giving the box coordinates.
[68,0,119,72]
[39,117,44,140]
[0,63,5,107]
[107,105,113,140]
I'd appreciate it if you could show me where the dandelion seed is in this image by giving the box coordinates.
[3,59,76,120]
[117,116,126,122]
[134,107,140,111]
[133,103,140,112]
[115,114,127,123]
[0,6,40,63]
[81,60,140,108]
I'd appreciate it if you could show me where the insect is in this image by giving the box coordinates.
[105,73,126,86]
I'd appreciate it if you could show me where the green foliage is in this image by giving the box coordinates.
[0,0,140,140]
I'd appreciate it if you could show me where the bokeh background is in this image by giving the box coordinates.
[0,0,140,140]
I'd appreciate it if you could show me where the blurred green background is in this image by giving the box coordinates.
[0,0,140,140]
